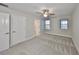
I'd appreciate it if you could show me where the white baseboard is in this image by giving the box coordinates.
[25,35,36,41]
[45,32,72,38]
[11,35,36,47]
[72,39,79,53]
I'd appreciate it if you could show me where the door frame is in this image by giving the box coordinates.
[0,12,10,52]
[9,14,11,48]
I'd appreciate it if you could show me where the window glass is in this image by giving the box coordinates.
[60,19,68,30]
[45,20,50,30]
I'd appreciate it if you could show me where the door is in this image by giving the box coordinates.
[0,12,9,52]
[11,14,26,46]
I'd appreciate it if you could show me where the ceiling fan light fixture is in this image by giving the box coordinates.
[44,14,48,17]
[43,11,48,17]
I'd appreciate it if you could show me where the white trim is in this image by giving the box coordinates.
[11,35,36,47]
[72,38,79,53]
[53,33,72,38]
[25,35,36,41]
[45,32,72,38]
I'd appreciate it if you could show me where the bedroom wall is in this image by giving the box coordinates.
[0,6,36,46]
[72,4,79,52]
[33,14,72,38]
[40,15,72,38]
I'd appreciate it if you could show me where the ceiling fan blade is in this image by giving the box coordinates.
[50,13,55,15]
[49,13,57,18]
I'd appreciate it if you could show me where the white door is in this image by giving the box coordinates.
[11,14,26,46]
[0,12,9,52]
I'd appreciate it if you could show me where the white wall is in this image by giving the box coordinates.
[25,13,36,39]
[34,16,40,36]
[0,6,36,46]
[34,15,72,38]
[44,16,72,38]
[72,4,79,52]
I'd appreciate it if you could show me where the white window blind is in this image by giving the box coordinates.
[60,19,68,30]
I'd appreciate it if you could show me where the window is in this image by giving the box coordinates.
[45,20,50,30]
[60,19,68,30]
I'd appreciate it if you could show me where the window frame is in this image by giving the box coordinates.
[45,19,51,30]
[60,19,69,30]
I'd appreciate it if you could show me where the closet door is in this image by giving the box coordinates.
[0,12,9,52]
[11,14,26,46]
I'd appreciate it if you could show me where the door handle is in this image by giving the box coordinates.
[12,31,16,33]
[5,32,9,34]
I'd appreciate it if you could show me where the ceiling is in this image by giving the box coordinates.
[5,3,77,16]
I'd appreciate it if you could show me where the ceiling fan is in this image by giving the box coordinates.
[36,8,56,17]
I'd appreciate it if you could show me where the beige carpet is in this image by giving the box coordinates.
[0,33,78,55]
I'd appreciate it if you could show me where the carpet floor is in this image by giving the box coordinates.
[0,33,78,55]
